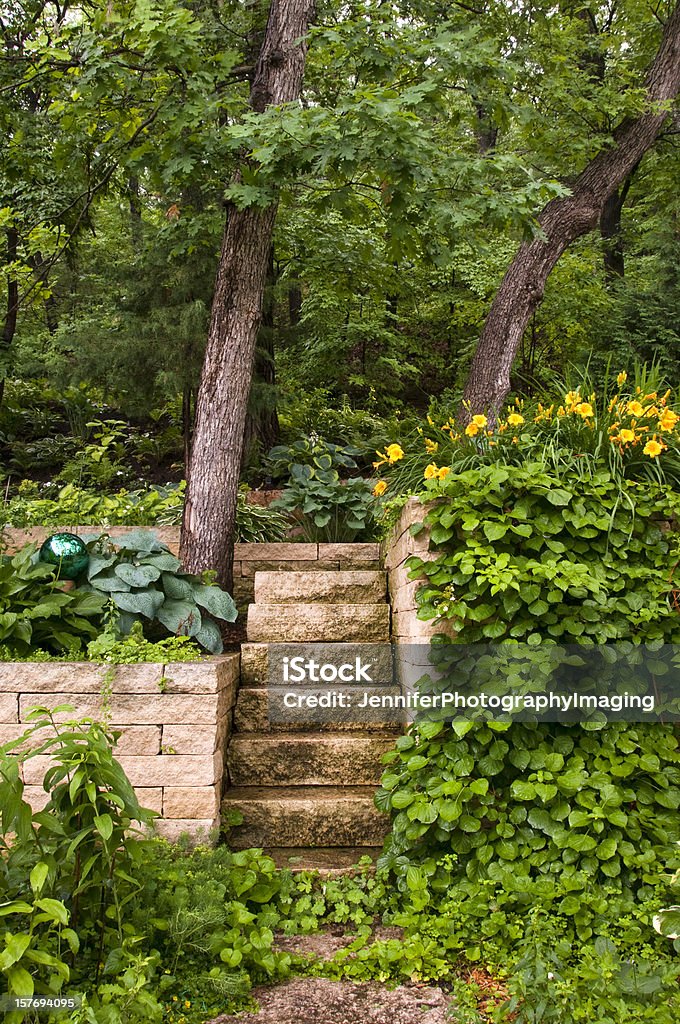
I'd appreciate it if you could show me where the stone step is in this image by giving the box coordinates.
[247,603,390,643]
[240,641,394,688]
[254,570,386,605]
[227,733,396,786]
[266,847,382,873]
[222,786,389,848]
[233,688,405,733]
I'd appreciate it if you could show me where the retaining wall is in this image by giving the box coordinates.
[0,655,239,842]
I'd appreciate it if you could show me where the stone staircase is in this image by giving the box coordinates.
[223,553,400,870]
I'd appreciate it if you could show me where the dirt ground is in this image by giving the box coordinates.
[206,976,453,1024]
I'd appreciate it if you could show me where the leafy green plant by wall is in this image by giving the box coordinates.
[269,438,377,542]
[412,463,680,644]
[0,482,290,540]
[79,532,237,653]
[377,463,680,915]
[0,546,106,656]
[0,709,160,1021]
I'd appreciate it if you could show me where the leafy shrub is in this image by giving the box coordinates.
[266,436,364,481]
[1,481,290,540]
[410,463,680,644]
[0,546,106,656]
[0,710,160,1021]
[269,438,378,541]
[79,532,237,653]
[377,462,680,945]
[378,721,680,906]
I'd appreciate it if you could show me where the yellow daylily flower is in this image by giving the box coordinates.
[438,466,451,479]
[373,480,388,496]
[507,412,524,426]
[643,438,663,458]
[659,409,679,431]
[424,463,439,479]
[424,438,439,454]
[472,414,488,428]
[616,370,627,386]
[386,443,404,463]
[575,402,594,418]
[465,422,480,437]
[618,429,636,443]
[627,400,644,417]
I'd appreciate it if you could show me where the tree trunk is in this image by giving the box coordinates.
[599,169,636,280]
[242,246,280,472]
[461,2,680,418]
[0,227,19,409]
[180,0,315,588]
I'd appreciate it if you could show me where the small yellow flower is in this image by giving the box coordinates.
[386,443,404,463]
[557,406,566,417]
[618,428,636,443]
[472,413,488,428]
[565,390,581,409]
[608,396,618,412]
[424,438,439,454]
[427,415,434,427]
[185,1002,191,1009]
[465,422,480,437]
[507,412,524,426]
[627,400,644,417]
[373,480,387,497]
[512,436,519,444]
[575,402,594,418]
[643,437,664,458]
[424,463,439,479]
[616,370,627,386]
[438,466,451,479]
[659,409,679,431]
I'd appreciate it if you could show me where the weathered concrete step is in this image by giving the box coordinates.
[227,733,396,786]
[233,688,405,733]
[240,641,393,688]
[254,570,386,605]
[247,603,390,643]
[222,786,389,848]
[266,847,382,873]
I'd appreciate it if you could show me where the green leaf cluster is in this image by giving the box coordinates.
[80,533,237,653]
[0,546,106,656]
[270,438,378,542]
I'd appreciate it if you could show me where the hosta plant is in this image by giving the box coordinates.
[0,545,106,656]
[78,531,237,653]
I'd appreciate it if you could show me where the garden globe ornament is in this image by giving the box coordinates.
[39,532,90,580]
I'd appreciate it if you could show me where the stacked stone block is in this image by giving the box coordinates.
[0,656,239,842]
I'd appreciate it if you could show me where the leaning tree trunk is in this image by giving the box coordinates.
[180,0,315,589]
[461,2,680,418]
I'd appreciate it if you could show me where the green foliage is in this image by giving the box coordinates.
[0,711,159,1022]
[84,621,202,663]
[376,459,680,1004]
[0,546,106,656]
[378,721,680,904]
[377,366,680,498]
[1,482,290,542]
[270,437,378,542]
[411,463,680,644]
[80,533,236,653]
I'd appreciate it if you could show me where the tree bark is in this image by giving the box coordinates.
[461,2,680,418]
[180,0,315,588]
